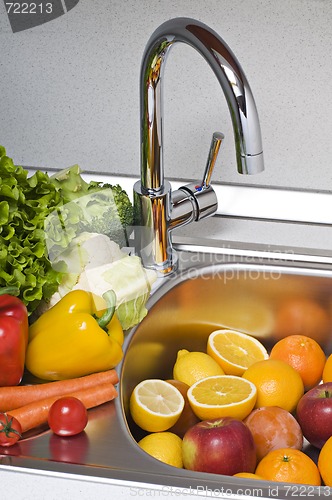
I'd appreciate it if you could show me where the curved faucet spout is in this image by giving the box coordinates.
[134,18,264,274]
[140,17,264,192]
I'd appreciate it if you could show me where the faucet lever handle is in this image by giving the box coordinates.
[202,132,224,188]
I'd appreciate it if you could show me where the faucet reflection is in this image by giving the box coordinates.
[134,18,264,274]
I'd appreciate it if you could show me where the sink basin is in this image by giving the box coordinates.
[119,245,332,494]
[2,241,332,497]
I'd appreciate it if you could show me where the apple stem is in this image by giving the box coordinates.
[325,390,331,398]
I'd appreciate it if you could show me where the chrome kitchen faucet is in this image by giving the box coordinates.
[134,18,264,274]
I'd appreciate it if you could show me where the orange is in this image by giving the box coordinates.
[244,406,303,461]
[274,297,330,346]
[322,354,332,383]
[269,335,326,390]
[207,329,268,376]
[256,448,321,485]
[318,435,332,486]
[187,375,257,421]
[233,472,265,480]
[242,359,304,413]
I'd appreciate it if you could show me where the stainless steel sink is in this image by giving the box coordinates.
[2,241,332,498]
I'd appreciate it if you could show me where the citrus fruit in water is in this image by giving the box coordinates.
[243,359,304,413]
[207,329,268,376]
[173,349,224,387]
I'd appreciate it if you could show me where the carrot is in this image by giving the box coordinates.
[0,369,119,412]
[9,382,118,433]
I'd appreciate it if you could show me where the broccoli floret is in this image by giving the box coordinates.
[79,184,133,246]
[50,165,133,247]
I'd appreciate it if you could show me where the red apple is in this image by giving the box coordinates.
[296,382,332,449]
[182,417,256,475]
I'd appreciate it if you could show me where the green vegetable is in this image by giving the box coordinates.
[40,234,157,331]
[49,165,133,248]
[70,254,157,330]
[0,147,65,313]
[0,147,134,315]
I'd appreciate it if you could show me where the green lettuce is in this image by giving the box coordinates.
[0,147,135,317]
[0,147,66,313]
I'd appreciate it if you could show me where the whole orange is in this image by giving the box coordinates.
[242,359,304,413]
[318,435,332,486]
[244,406,303,461]
[322,354,332,383]
[256,448,321,485]
[274,298,330,346]
[269,335,326,390]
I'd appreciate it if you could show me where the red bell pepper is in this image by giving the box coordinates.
[0,287,29,386]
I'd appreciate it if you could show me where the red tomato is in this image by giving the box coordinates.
[48,397,88,436]
[0,413,22,447]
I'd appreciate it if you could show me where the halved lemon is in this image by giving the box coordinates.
[187,375,257,421]
[130,379,185,432]
[207,329,269,376]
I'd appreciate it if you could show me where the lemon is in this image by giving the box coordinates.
[130,379,185,432]
[187,375,257,420]
[233,472,265,480]
[173,349,224,386]
[207,329,269,376]
[138,432,183,468]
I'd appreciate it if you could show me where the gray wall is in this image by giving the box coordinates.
[1,0,332,191]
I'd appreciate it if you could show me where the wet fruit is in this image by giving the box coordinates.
[318,435,332,486]
[296,382,332,449]
[242,359,304,413]
[244,406,303,461]
[269,334,326,390]
[255,448,321,486]
[173,349,224,387]
[138,432,183,468]
[182,417,256,475]
[187,375,257,421]
[323,353,332,383]
[130,379,184,432]
[165,380,200,438]
[207,329,268,376]
[233,472,265,480]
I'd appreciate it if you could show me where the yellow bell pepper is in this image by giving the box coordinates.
[26,289,124,381]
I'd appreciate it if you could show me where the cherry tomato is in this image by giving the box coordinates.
[48,397,88,437]
[0,413,22,447]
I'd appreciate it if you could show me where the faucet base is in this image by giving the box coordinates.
[134,180,178,274]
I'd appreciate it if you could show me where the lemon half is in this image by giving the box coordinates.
[130,379,185,432]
